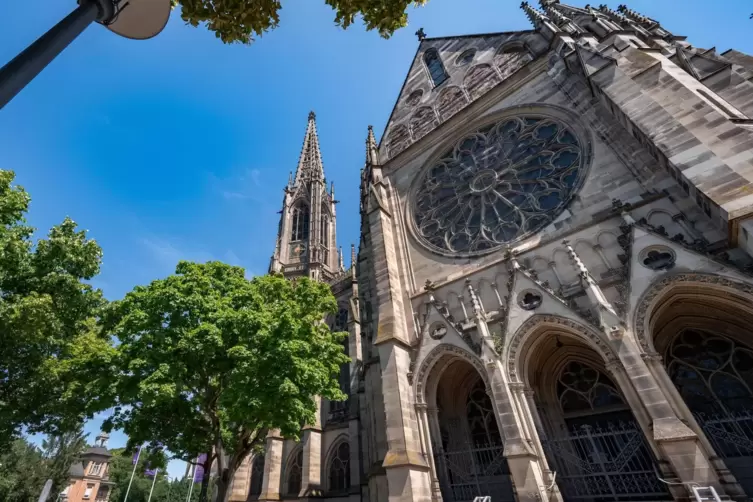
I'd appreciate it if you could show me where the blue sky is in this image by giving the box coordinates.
[1,0,751,483]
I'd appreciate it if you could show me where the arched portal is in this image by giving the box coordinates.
[526,333,671,502]
[649,283,753,498]
[424,352,515,502]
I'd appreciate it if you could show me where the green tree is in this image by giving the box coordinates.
[101,263,349,502]
[0,438,47,501]
[170,0,428,44]
[40,425,88,497]
[0,170,110,448]
[107,447,174,502]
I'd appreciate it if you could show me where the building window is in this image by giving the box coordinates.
[285,449,303,496]
[248,454,265,499]
[291,203,309,241]
[328,441,350,492]
[334,307,348,332]
[83,484,95,500]
[88,462,103,476]
[423,49,448,87]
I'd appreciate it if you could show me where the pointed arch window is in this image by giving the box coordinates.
[321,207,330,263]
[291,203,309,242]
[285,448,303,496]
[247,454,265,500]
[424,49,448,87]
[327,441,350,492]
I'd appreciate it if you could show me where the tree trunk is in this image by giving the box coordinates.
[214,467,236,502]
[198,457,212,502]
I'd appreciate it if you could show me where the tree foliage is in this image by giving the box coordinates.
[40,424,88,496]
[0,170,110,447]
[170,0,427,44]
[0,438,47,501]
[107,448,200,502]
[101,262,349,502]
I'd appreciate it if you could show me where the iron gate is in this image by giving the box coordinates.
[433,444,516,502]
[541,422,671,502]
[695,410,753,498]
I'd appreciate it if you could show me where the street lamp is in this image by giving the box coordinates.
[0,0,171,109]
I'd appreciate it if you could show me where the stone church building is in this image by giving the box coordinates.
[231,2,753,501]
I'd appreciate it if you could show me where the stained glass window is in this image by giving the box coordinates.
[556,361,623,414]
[248,455,265,499]
[412,115,586,256]
[286,449,303,496]
[466,380,502,447]
[291,203,309,242]
[424,49,448,87]
[328,442,350,492]
[666,329,753,414]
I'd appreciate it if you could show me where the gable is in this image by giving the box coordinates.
[379,30,548,161]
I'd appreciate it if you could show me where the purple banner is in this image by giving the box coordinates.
[193,453,207,482]
[144,463,157,477]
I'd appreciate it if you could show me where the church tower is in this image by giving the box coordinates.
[270,111,340,281]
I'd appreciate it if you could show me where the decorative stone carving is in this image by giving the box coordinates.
[633,273,753,351]
[414,344,490,398]
[405,89,424,107]
[410,106,439,142]
[386,124,411,158]
[436,86,468,121]
[639,246,676,271]
[494,49,533,81]
[429,323,448,340]
[506,315,613,381]
[463,63,501,101]
[518,290,543,310]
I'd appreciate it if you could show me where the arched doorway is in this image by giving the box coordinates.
[649,284,753,498]
[526,333,671,502]
[426,354,516,502]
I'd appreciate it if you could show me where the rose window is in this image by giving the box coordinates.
[412,114,587,255]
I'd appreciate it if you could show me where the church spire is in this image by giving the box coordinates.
[269,112,339,280]
[294,111,325,184]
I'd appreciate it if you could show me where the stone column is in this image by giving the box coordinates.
[607,337,725,495]
[415,403,442,502]
[228,455,253,501]
[300,396,323,496]
[642,352,747,499]
[427,407,447,501]
[485,360,548,502]
[259,430,284,502]
[366,157,431,502]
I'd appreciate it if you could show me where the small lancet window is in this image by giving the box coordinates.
[291,203,309,241]
[423,49,448,87]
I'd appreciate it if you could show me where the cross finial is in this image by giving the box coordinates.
[415,28,426,41]
[308,110,316,121]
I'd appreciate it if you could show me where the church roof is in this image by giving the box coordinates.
[376,29,546,162]
[68,461,85,478]
[293,111,325,183]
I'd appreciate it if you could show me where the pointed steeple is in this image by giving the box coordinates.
[269,112,339,280]
[294,111,325,184]
[366,125,379,166]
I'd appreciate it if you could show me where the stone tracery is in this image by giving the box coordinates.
[412,114,588,256]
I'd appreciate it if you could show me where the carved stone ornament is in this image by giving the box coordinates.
[633,273,753,352]
[518,290,543,310]
[429,322,448,340]
[414,344,490,400]
[505,314,614,382]
[639,246,676,271]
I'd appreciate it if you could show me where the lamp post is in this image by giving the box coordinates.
[0,0,170,110]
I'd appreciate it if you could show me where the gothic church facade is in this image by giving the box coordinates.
[232,2,753,501]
